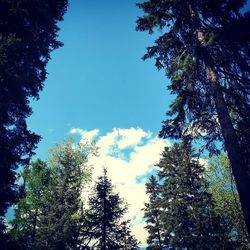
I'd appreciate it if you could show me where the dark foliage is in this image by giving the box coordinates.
[0,1,68,244]
[82,168,139,250]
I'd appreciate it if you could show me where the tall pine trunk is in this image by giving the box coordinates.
[156,218,162,248]
[210,71,250,238]
[189,4,250,237]
[102,183,107,250]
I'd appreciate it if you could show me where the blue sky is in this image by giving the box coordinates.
[28,0,171,160]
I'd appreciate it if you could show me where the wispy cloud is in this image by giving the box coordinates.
[70,127,169,246]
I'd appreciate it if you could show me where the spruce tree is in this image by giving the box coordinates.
[34,139,91,249]
[0,0,68,242]
[155,143,231,249]
[83,168,139,250]
[136,0,250,236]
[144,175,163,250]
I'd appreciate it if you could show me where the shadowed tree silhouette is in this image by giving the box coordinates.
[0,0,68,245]
[82,167,139,250]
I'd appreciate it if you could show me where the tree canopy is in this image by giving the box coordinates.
[0,0,68,241]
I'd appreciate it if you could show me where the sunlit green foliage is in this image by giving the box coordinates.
[207,155,250,248]
[11,139,92,249]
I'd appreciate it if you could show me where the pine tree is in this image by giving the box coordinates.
[155,143,231,249]
[0,0,68,243]
[144,175,163,250]
[34,139,91,249]
[83,168,139,250]
[136,0,250,236]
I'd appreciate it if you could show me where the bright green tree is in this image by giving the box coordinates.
[154,143,232,249]
[136,0,250,236]
[83,168,139,250]
[0,0,68,244]
[30,139,91,249]
[207,154,250,248]
[11,159,52,249]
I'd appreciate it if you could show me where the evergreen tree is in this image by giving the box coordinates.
[144,175,163,250]
[11,159,52,249]
[113,221,140,250]
[155,143,231,249]
[0,0,68,242]
[136,0,250,236]
[83,168,139,250]
[34,139,91,249]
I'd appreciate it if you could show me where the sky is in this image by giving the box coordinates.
[28,0,171,158]
[27,0,171,247]
[26,0,250,247]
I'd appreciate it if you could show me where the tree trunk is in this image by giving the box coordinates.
[102,189,107,250]
[209,70,250,238]
[30,207,38,248]
[155,212,162,248]
[189,4,250,238]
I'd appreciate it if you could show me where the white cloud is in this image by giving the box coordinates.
[116,127,150,149]
[94,127,150,156]
[70,128,99,144]
[70,127,169,247]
